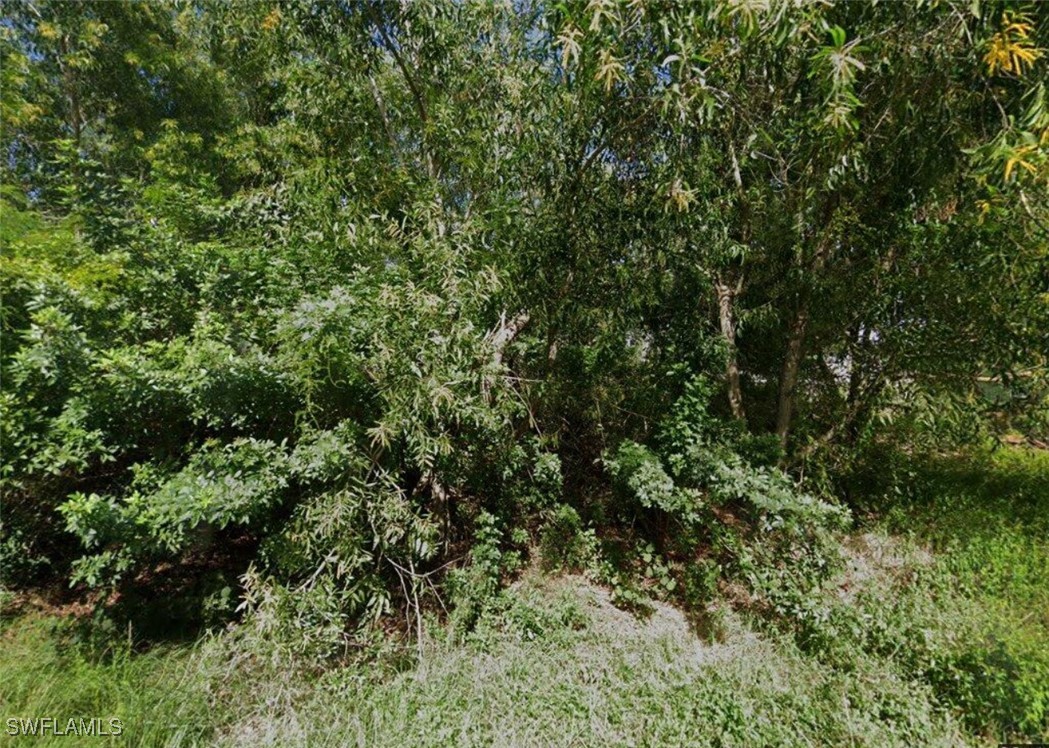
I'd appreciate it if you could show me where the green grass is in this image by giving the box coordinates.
[1,446,1046,746]
[0,614,214,746]
[895,447,1049,619]
[882,446,1049,740]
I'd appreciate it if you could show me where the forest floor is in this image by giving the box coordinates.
[2,447,1047,747]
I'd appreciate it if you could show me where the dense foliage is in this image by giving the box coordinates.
[1,0,1046,674]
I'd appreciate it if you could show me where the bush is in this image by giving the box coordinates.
[539,504,598,573]
[61,439,292,587]
[600,377,849,622]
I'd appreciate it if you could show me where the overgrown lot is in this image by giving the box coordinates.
[1,1,1047,745]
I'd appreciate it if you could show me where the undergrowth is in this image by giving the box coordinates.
[1,447,1045,746]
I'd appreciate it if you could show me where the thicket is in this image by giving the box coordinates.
[1,0,1046,689]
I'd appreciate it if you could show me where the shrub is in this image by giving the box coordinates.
[539,504,598,573]
[61,438,292,586]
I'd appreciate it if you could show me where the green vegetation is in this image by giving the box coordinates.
[0,615,212,746]
[1,0,1047,744]
[882,449,1049,738]
[3,447,1047,745]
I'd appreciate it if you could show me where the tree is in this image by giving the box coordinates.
[1,0,1044,644]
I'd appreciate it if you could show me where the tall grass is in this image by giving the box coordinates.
[181,576,975,748]
[0,613,217,746]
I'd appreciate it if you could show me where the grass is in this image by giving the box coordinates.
[0,575,979,747]
[0,614,213,746]
[893,447,1049,619]
[881,446,1049,739]
[205,577,972,748]
[1,446,1046,746]
[0,577,980,748]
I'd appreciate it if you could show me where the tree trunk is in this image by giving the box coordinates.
[488,310,530,368]
[483,310,529,401]
[775,298,809,447]
[715,276,746,421]
[775,207,836,449]
[844,325,866,441]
